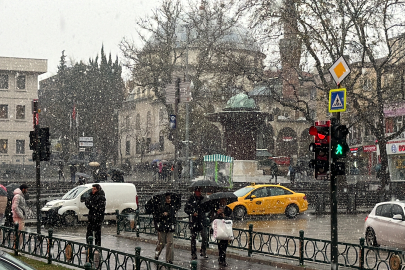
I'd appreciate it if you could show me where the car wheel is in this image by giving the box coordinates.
[285,204,299,218]
[366,227,379,247]
[64,211,78,227]
[233,206,247,220]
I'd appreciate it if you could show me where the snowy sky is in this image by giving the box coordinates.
[0,0,163,80]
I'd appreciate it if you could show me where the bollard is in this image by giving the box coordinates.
[135,247,141,270]
[248,224,253,257]
[190,260,197,270]
[48,229,53,264]
[14,223,18,256]
[135,209,139,237]
[299,230,304,266]
[116,210,120,235]
[84,262,91,270]
[359,237,364,270]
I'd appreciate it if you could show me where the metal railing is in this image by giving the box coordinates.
[0,223,197,270]
[117,211,405,270]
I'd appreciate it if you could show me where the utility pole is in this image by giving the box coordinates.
[174,78,181,180]
[31,99,41,234]
[184,24,190,181]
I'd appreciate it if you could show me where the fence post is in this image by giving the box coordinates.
[190,260,197,270]
[116,210,120,235]
[87,236,94,265]
[359,237,364,270]
[84,262,91,270]
[299,230,304,266]
[14,223,18,256]
[136,209,139,237]
[135,247,141,270]
[248,224,253,257]
[48,229,53,264]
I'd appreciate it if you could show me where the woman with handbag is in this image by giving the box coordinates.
[210,198,232,267]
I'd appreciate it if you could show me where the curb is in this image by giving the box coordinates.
[116,234,320,270]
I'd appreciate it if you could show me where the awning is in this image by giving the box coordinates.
[203,154,234,163]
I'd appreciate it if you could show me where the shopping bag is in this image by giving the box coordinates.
[212,219,233,241]
[287,170,290,176]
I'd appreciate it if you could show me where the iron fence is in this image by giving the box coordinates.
[0,223,197,270]
[117,211,405,270]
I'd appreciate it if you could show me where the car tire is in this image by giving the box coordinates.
[64,211,78,227]
[285,204,299,218]
[233,206,247,220]
[365,227,379,247]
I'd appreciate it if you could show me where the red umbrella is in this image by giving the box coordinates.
[0,184,6,192]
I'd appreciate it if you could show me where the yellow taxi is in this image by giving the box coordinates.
[227,183,308,219]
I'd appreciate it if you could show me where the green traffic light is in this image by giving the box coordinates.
[335,144,343,156]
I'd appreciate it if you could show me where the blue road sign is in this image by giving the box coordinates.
[169,115,176,129]
[329,88,346,113]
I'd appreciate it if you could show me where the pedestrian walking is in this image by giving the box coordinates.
[270,161,278,182]
[210,198,232,267]
[58,161,65,181]
[155,194,178,264]
[85,184,106,246]
[12,184,28,246]
[70,165,77,183]
[184,187,208,260]
[289,164,296,185]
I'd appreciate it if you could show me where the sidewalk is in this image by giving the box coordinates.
[116,231,329,270]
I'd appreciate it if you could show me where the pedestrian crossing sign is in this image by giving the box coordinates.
[329,88,346,112]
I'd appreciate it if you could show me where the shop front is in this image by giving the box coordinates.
[384,139,405,181]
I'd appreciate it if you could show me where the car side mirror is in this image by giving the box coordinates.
[250,195,257,200]
[393,214,403,220]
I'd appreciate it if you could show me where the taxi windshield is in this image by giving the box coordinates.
[62,186,88,200]
[234,187,255,197]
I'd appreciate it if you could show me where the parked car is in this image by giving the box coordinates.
[227,183,308,219]
[0,250,36,270]
[41,183,138,226]
[364,201,405,249]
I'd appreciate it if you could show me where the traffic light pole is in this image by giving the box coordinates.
[34,124,41,234]
[330,114,339,270]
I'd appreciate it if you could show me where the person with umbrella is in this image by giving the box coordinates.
[154,194,179,264]
[184,187,208,260]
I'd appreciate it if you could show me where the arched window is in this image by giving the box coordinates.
[135,114,140,130]
[159,130,164,152]
[125,135,131,156]
[147,111,152,132]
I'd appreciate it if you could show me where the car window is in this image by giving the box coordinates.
[392,204,404,219]
[375,205,382,216]
[380,204,392,218]
[234,187,254,197]
[80,189,91,201]
[251,188,268,198]
[267,187,292,196]
[62,186,88,200]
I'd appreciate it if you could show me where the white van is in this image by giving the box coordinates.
[41,183,138,226]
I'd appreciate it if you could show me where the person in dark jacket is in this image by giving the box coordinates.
[184,187,208,259]
[210,198,232,267]
[85,184,106,246]
[154,194,178,264]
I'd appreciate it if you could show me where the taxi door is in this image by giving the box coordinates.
[264,187,287,214]
[244,188,267,215]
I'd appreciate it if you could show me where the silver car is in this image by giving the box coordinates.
[364,201,405,249]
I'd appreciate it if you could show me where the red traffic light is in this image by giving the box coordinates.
[309,126,328,140]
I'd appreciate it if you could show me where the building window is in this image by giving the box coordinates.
[16,105,25,120]
[0,74,8,89]
[146,111,151,132]
[125,140,130,155]
[136,138,141,154]
[146,138,151,153]
[16,140,25,154]
[159,108,164,124]
[125,116,130,128]
[16,75,26,90]
[0,105,8,119]
[159,133,164,152]
[0,139,7,153]
[135,114,140,130]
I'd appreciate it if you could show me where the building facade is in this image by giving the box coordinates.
[0,57,47,166]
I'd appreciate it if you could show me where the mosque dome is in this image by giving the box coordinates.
[223,93,259,111]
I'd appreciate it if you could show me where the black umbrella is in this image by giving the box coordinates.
[0,185,7,197]
[145,191,182,214]
[200,192,238,210]
[5,183,19,199]
[108,168,125,175]
[75,172,90,178]
[188,179,222,192]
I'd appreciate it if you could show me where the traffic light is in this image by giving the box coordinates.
[39,127,51,161]
[29,131,37,150]
[309,122,330,179]
[331,124,349,158]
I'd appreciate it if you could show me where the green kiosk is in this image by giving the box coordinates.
[203,154,234,188]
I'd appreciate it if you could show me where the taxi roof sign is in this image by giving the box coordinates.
[329,56,351,85]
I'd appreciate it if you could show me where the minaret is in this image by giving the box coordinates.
[279,0,302,99]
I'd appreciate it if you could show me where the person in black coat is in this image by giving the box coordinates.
[210,198,233,267]
[85,184,106,246]
[184,187,208,259]
[154,194,178,264]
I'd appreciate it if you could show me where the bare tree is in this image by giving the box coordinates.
[235,0,405,192]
